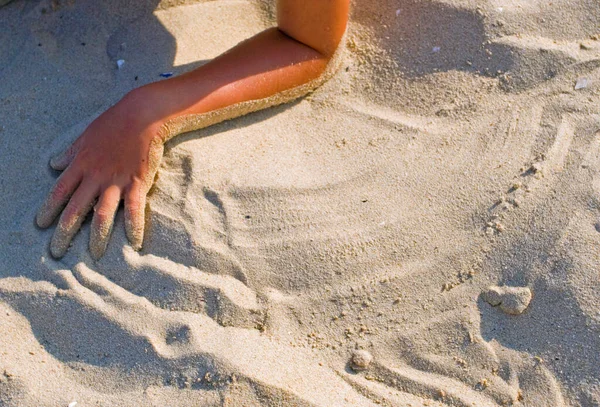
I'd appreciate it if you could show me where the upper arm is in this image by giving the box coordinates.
[277,0,350,57]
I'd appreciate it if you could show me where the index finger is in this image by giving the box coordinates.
[36,167,82,228]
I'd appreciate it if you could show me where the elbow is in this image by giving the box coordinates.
[277,27,344,61]
[315,35,345,60]
[276,0,349,59]
[306,27,346,59]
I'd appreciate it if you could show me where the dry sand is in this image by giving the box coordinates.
[1,0,600,405]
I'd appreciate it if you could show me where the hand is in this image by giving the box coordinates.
[37,88,166,259]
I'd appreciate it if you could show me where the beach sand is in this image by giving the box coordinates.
[1,0,600,405]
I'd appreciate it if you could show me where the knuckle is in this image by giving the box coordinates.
[63,204,80,220]
[127,193,141,212]
[52,181,69,200]
[88,164,102,178]
[74,149,89,164]
[84,169,106,188]
[67,143,79,155]
[129,176,142,189]
[94,212,108,224]
[127,202,140,214]
[95,207,112,222]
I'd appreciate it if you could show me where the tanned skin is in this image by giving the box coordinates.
[37,0,350,259]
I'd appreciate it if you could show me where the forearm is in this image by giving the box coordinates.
[132,27,344,142]
[37,1,349,259]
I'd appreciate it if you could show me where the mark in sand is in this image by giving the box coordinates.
[482,285,532,315]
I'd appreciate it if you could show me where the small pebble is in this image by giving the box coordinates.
[482,286,532,315]
[575,78,590,90]
[351,350,373,371]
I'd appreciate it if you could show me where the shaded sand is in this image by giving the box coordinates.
[1,0,600,405]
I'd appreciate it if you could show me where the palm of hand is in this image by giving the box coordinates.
[37,100,165,259]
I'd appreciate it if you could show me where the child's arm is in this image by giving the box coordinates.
[37,0,350,259]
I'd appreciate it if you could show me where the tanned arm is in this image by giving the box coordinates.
[37,0,350,259]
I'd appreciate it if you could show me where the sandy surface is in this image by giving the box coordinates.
[1,0,600,406]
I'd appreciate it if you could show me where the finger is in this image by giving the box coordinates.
[36,168,82,228]
[50,181,99,259]
[89,185,121,260]
[50,139,81,171]
[124,182,147,251]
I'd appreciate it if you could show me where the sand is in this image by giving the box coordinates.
[1,0,600,405]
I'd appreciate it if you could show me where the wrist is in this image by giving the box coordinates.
[115,86,170,143]
[121,85,164,123]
